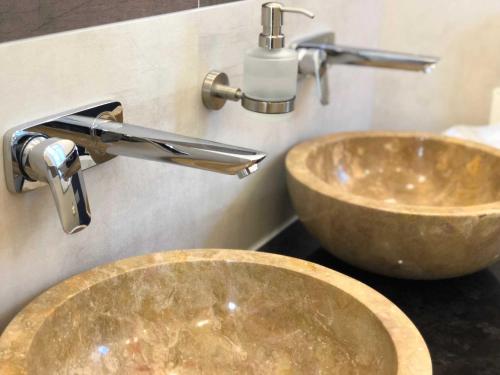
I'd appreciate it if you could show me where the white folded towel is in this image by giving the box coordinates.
[443,123,500,149]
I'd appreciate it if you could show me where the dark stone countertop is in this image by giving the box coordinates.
[260,221,500,375]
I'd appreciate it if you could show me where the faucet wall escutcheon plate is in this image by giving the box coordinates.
[3,101,122,194]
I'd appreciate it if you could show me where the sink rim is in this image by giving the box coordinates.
[0,249,431,374]
[286,131,500,216]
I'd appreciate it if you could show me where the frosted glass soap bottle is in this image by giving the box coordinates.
[243,47,298,102]
[243,2,314,102]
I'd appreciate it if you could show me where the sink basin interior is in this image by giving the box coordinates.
[27,261,397,374]
[0,251,432,374]
[307,135,500,207]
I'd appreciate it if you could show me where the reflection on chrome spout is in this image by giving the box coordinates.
[60,115,266,178]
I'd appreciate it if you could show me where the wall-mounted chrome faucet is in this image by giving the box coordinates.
[3,101,266,233]
[293,32,439,105]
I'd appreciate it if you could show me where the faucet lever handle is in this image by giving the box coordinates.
[21,136,91,233]
[313,49,330,105]
[298,48,330,105]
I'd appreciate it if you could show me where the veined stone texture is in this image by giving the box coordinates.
[0,250,430,374]
[287,132,500,279]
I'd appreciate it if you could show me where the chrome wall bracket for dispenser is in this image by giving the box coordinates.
[201,70,294,114]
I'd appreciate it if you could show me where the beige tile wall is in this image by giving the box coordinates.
[0,0,381,330]
[372,0,500,131]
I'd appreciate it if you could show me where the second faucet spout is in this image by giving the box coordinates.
[298,42,438,73]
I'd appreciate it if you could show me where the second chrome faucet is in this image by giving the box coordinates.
[3,101,265,233]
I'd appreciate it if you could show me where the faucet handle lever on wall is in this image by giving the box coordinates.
[298,48,330,105]
[20,136,91,233]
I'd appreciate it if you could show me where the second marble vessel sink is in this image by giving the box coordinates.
[286,132,500,279]
[0,250,430,374]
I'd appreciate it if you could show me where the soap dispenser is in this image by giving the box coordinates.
[200,2,315,114]
[243,2,315,102]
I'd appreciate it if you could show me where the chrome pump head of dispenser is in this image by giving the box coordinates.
[259,2,315,50]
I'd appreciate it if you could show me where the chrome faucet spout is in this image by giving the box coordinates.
[61,115,266,177]
[297,42,438,73]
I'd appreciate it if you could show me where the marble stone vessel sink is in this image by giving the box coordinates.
[0,250,430,374]
[286,132,500,279]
